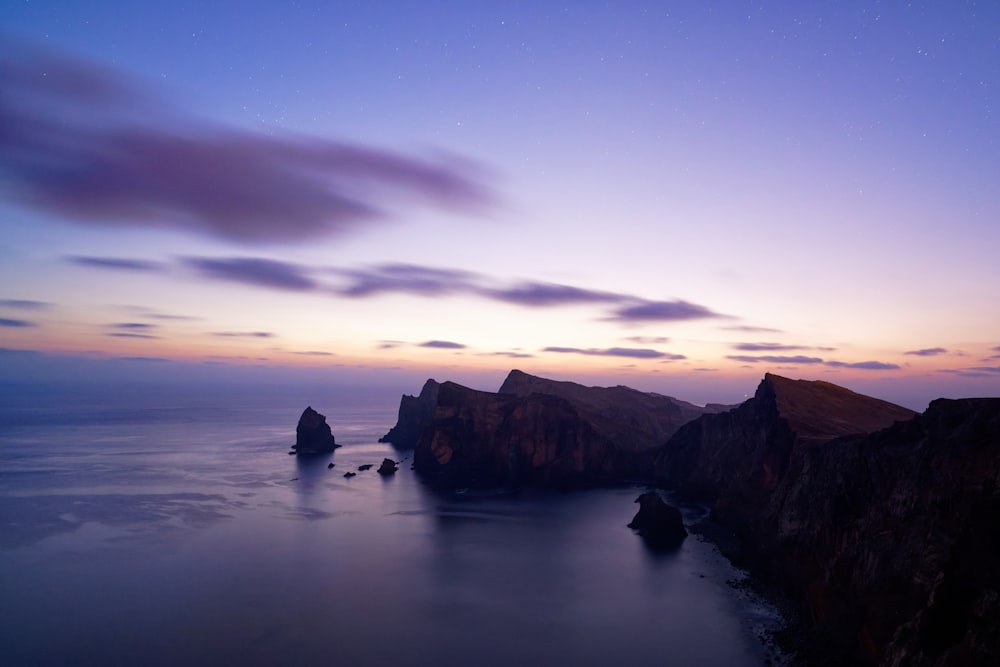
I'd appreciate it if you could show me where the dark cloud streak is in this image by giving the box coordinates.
[0,43,494,245]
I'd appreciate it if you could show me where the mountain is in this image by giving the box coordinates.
[408,370,724,488]
[499,369,730,451]
[379,379,440,449]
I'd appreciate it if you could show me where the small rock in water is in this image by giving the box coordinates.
[377,458,398,475]
[343,472,356,478]
[328,462,335,469]
[358,464,373,471]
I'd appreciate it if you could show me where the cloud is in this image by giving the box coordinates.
[0,43,493,245]
[733,342,807,352]
[68,256,165,272]
[727,355,825,364]
[484,351,535,359]
[420,340,466,349]
[107,332,160,339]
[335,264,479,298]
[721,325,783,333]
[727,354,900,371]
[183,257,318,291]
[0,299,51,310]
[824,361,900,370]
[485,282,623,307]
[966,366,1000,373]
[624,336,670,344]
[111,322,157,330]
[544,346,685,360]
[609,300,724,322]
[291,350,335,356]
[904,347,947,357]
[0,318,35,327]
[211,331,275,338]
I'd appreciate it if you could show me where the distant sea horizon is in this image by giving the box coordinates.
[0,379,786,666]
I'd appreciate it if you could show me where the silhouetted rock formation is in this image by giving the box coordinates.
[408,370,725,489]
[627,491,686,550]
[499,369,728,450]
[292,406,339,454]
[380,379,440,449]
[655,374,1000,666]
[376,458,398,475]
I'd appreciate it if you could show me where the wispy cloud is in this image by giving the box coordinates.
[544,346,685,360]
[107,332,160,339]
[733,342,807,352]
[728,354,900,371]
[904,347,947,357]
[722,325,783,334]
[1,43,494,245]
[334,264,478,298]
[110,322,156,330]
[825,360,900,370]
[420,340,466,349]
[0,318,35,327]
[485,282,623,307]
[728,355,824,365]
[609,300,724,323]
[0,299,51,310]
[68,256,165,272]
[290,350,335,356]
[183,257,318,291]
[624,336,670,344]
[483,351,535,359]
[211,331,275,338]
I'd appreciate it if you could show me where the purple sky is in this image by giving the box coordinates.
[1,2,998,408]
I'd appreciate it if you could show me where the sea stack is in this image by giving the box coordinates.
[292,406,339,454]
[627,491,687,550]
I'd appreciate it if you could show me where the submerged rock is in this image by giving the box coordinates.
[292,406,339,454]
[343,472,356,479]
[627,491,686,550]
[377,458,398,475]
[358,464,373,471]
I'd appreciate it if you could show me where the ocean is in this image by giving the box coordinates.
[0,380,784,666]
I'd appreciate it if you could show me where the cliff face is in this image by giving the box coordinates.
[656,374,1000,666]
[498,369,726,451]
[654,373,916,529]
[379,379,440,449]
[412,380,646,489]
[765,398,1000,667]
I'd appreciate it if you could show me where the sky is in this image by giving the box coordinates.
[1,1,998,409]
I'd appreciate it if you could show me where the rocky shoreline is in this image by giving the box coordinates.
[380,369,1000,666]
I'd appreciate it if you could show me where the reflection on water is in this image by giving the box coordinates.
[0,383,783,666]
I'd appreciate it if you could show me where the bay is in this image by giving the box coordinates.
[0,381,784,666]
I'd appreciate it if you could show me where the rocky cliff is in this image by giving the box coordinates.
[379,379,440,449]
[412,380,660,489]
[292,406,338,454]
[499,369,729,451]
[656,374,1000,666]
[409,370,723,489]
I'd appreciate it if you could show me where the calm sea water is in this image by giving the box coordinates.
[0,381,784,667]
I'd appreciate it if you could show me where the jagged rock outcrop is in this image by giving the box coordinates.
[654,373,915,528]
[376,458,398,475]
[292,406,339,454]
[655,374,1000,666]
[763,397,1000,667]
[627,491,687,550]
[379,379,440,449]
[413,380,641,489]
[499,369,728,451]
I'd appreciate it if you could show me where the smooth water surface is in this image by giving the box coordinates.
[0,382,782,666]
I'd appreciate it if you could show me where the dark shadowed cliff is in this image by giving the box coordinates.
[409,370,722,488]
[656,374,1000,666]
[379,379,440,449]
[499,369,729,451]
[412,380,630,488]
